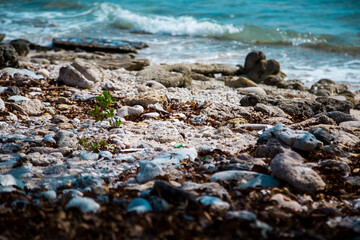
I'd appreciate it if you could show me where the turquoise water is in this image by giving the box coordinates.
[1,0,359,88]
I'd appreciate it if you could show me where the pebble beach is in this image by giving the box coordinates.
[0,34,359,239]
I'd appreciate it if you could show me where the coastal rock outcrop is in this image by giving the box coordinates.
[0,43,18,69]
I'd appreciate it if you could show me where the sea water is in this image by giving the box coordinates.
[1,0,359,89]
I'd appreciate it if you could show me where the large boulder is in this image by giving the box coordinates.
[238,51,286,84]
[0,43,19,69]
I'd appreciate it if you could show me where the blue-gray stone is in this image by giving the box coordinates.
[127,198,152,214]
[66,197,100,213]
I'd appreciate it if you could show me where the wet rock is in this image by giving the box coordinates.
[0,174,24,189]
[136,161,164,183]
[117,105,144,118]
[0,43,18,68]
[225,76,258,88]
[9,39,30,57]
[137,65,191,88]
[318,159,351,177]
[259,124,323,151]
[127,198,152,213]
[315,111,358,124]
[270,151,326,192]
[53,130,78,148]
[124,92,167,108]
[53,37,148,53]
[196,196,230,210]
[270,193,306,211]
[238,87,267,97]
[66,197,100,213]
[57,60,104,89]
[254,103,289,118]
[210,170,281,189]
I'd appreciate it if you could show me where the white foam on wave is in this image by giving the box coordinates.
[97,3,242,37]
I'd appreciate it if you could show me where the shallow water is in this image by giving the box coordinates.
[1,0,359,89]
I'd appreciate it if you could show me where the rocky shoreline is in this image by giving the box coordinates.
[0,37,359,239]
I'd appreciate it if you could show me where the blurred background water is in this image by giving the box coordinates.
[1,0,359,89]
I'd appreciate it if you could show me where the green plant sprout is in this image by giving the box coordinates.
[79,138,109,152]
[88,90,122,127]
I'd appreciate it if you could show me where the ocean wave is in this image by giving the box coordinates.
[98,3,242,36]
[94,3,359,54]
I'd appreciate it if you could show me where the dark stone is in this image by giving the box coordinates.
[263,75,285,87]
[310,79,348,96]
[53,37,148,54]
[315,97,354,113]
[0,43,19,68]
[244,51,266,72]
[240,93,266,106]
[151,181,198,207]
[314,111,358,124]
[318,159,351,177]
[268,98,323,120]
[0,33,5,42]
[311,128,334,145]
[282,79,309,91]
[255,138,290,159]
[10,39,30,57]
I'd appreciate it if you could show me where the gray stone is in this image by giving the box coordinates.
[144,80,166,89]
[339,120,360,128]
[7,167,33,179]
[2,68,43,79]
[136,160,164,183]
[151,148,197,167]
[137,65,191,88]
[210,170,281,189]
[238,87,267,97]
[260,124,323,151]
[8,95,31,102]
[270,193,306,211]
[127,198,152,213]
[0,174,24,189]
[78,152,99,161]
[57,60,103,89]
[117,105,144,118]
[270,152,326,192]
[225,210,257,221]
[10,39,30,57]
[255,103,289,118]
[315,111,358,124]
[66,197,100,213]
[319,159,351,177]
[38,190,57,200]
[53,130,78,148]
